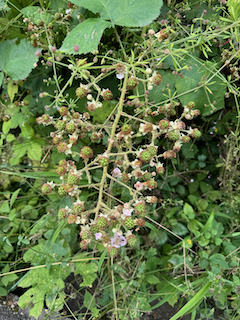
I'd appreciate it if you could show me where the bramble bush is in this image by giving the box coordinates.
[0,0,240,319]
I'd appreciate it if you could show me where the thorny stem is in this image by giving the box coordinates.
[95,73,129,219]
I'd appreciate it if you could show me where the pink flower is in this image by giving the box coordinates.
[112,168,122,178]
[122,208,133,216]
[95,233,102,240]
[111,233,126,248]
[134,181,143,191]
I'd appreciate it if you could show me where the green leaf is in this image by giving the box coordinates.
[84,290,99,317]
[227,0,240,21]
[0,39,40,80]
[7,79,18,102]
[209,254,228,269]
[175,57,226,116]
[21,6,52,24]
[26,142,42,161]
[0,71,3,87]
[183,203,194,217]
[71,0,163,27]
[0,287,7,296]
[0,201,10,213]
[169,281,211,320]
[21,124,34,139]
[149,229,168,245]
[90,100,116,123]
[2,120,11,135]
[60,18,111,54]
[10,188,21,208]
[6,133,15,142]
[146,274,160,284]
[10,143,27,165]
[172,223,188,236]
[2,273,18,287]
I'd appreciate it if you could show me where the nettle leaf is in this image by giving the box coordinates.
[60,18,111,54]
[175,57,226,116]
[0,39,40,80]
[71,0,163,27]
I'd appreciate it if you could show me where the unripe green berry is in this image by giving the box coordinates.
[58,185,67,196]
[59,106,68,116]
[55,120,66,130]
[107,246,118,256]
[146,179,158,189]
[99,157,109,166]
[181,135,191,143]
[102,89,113,100]
[80,146,93,159]
[66,122,76,133]
[57,142,68,153]
[127,235,137,246]
[122,173,130,183]
[67,173,79,185]
[159,119,169,129]
[143,172,152,181]
[152,73,162,85]
[41,183,52,194]
[56,166,67,176]
[80,240,88,250]
[121,124,132,135]
[147,146,157,156]
[73,203,85,214]
[191,129,201,139]
[80,230,91,239]
[124,217,135,229]
[90,224,99,235]
[75,86,87,99]
[135,202,146,216]
[90,132,100,142]
[58,208,67,219]
[187,101,195,109]
[97,217,108,229]
[139,150,152,162]
[59,159,67,167]
[168,130,181,141]
[127,77,139,90]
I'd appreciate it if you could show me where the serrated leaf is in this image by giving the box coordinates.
[21,124,34,139]
[175,57,226,116]
[60,18,111,54]
[10,143,27,165]
[21,6,52,24]
[26,142,42,161]
[71,0,163,27]
[0,39,40,80]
